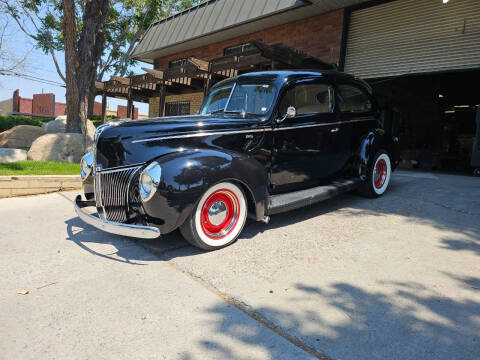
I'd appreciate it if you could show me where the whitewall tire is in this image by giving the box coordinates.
[180,182,247,250]
[359,151,392,198]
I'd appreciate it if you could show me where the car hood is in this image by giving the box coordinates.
[95,114,266,169]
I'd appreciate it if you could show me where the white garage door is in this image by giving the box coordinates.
[344,0,480,79]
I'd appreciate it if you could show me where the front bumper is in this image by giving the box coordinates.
[74,195,160,239]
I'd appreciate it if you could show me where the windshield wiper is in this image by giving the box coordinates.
[210,109,225,114]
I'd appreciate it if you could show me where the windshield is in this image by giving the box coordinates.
[200,83,276,116]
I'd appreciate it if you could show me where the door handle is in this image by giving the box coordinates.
[330,127,340,133]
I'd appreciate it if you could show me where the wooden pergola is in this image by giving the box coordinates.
[95,40,336,121]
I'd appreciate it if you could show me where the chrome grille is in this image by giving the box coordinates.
[93,166,141,222]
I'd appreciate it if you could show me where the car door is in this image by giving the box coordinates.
[270,78,340,193]
[336,83,376,157]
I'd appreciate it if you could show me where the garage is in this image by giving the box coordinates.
[343,0,480,174]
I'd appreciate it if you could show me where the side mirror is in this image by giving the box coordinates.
[277,106,296,123]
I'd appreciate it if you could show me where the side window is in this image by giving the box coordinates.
[337,85,372,113]
[279,83,333,116]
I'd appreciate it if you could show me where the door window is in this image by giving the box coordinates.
[279,83,334,116]
[337,85,372,113]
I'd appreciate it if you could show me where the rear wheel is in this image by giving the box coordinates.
[180,182,247,250]
[359,151,392,198]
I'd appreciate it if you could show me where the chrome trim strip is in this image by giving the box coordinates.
[74,195,161,239]
[272,118,374,132]
[132,128,266,143]
[131,118,375,144]
[96,164,144,173]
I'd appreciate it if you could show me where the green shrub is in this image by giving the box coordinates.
[0,115,51,132]
[89,114,118,128]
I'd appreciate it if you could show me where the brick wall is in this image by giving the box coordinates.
[149,92,204,118]
[93,102,102,116]
[55,103,67,116]
[32,94,55,116]
[154,10,344,69]
[147,10,344,119]
[117,105,139,119]
[19,98,33,113]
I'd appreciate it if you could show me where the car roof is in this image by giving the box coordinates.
[209,70,370,92]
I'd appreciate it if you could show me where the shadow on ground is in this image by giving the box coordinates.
[66,175,480,263]
[186,275,480,360]
[64,174,480,359]
[65,217,156,264]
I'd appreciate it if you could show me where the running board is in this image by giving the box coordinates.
[266,178,362,215]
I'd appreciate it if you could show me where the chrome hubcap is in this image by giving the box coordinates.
[208,201,228,226]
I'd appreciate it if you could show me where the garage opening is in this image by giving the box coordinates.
[370,70,480,174]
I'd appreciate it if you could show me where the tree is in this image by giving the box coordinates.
[0,17,30,74]
[1,0,109,134]
[88,0,205,117]
[1,0,205,130]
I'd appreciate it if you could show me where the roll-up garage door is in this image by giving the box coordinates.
[344,0,480,79]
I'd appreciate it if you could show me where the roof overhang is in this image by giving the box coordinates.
[132,0,370,64]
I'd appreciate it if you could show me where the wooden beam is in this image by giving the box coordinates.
[188,57,210,72]
[95,81,105,90]
[111,75,131,85]
[142,67,164,80]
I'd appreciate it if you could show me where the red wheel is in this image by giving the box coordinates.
[199,189,240,240]
[359,151,392,198]
[180,182,247,250]
[374,158,388,190]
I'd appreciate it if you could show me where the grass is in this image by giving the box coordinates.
[0,161,80,176]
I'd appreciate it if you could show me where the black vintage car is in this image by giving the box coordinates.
[75,70,400,250]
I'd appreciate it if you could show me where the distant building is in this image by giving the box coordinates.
[1,90,147,119]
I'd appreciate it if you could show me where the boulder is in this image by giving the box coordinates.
[43,119,66,133]
[0,125,46,148]
[42,117,95,143]
[0,148,27,162]
[27,133,89,163]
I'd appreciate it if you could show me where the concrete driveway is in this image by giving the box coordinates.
[1,171,479,360]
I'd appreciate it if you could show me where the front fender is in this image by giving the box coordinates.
[141,149,269,234]
[357,130,400,179]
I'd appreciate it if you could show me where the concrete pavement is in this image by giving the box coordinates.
[1,170,479,359]
[0,193,311,360]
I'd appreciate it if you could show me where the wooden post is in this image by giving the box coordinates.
[127,98,133,119]
[158,83,166,117]
[101,92,107,123]
[203,75,212,96]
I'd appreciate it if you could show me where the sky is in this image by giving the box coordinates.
[0,18,151,115]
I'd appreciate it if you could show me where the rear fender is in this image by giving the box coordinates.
[357,130,400,179]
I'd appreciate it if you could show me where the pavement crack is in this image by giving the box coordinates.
[57,192,74,204]
[136,241,330,360]
[391,194,480,217]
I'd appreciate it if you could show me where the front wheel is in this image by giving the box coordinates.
[358,151,392,198]
[180,182,247,250]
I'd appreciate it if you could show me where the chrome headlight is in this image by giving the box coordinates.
[80,150,94,180]
[139,162,161,202]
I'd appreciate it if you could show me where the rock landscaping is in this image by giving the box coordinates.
[0,148,28,162]
[27,133,88,163]
[0,125,46,148]
[0,115,98,165]
[42,116,96,143]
